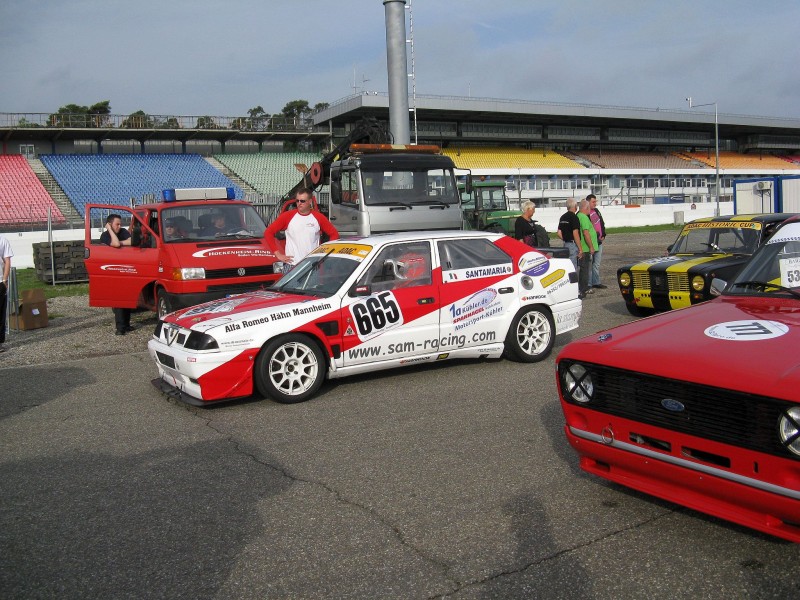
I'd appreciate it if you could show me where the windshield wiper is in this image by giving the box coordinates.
[731,280,800,298]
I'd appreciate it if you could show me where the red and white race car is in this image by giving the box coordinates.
[149,230,581,405]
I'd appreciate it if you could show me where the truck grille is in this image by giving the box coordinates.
[559,361,796,460]
[205,265,275,279]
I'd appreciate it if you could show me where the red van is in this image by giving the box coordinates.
[84,188,280,318]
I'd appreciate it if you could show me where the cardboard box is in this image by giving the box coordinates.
[11,289,49,331]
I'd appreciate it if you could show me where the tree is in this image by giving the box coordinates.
[155,116,180,129]
[122,110,154,129]
[312,102,330,112]
[279,99,310,121]
[196,116,217,129]
[48,101,111,127]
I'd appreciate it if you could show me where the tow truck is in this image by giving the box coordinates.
[283,117,465,235]
[84,187,279,318]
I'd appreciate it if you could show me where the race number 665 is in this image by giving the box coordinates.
[351,291,403,339]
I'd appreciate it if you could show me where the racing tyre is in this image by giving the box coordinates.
[625,303,655,318]
[255,334,326,404]
[157,288,172,320]
[504,306,555,363]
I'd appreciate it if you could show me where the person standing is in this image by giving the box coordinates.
[265,188,339,267]
[577,199,598,299]
[0,234,13,352]
[514,201,538,246]
[100,214,134,335]
[557,198,581,270]
[587,194,607,289]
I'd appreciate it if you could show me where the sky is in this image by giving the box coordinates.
[2,0,799,120]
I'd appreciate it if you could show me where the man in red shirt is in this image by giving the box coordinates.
[265,188,339,267]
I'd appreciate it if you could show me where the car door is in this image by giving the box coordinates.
[436,237,517,350]
[84,204,161,309]
[340,241,439,366]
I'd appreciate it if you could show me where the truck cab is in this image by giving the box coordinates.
[327,144,463,236]
[84,187,280,318]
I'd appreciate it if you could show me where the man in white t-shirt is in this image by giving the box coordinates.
[265,188,339,266]
[0,234,14,352]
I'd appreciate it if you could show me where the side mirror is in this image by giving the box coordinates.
[710,278,727,296]
[131,223,142,247]
[330,180,342,205]
[349,283,372,297]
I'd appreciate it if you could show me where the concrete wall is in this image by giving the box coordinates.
[5,201,733,270]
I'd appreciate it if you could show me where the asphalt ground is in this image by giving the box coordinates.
[2,230,799,599]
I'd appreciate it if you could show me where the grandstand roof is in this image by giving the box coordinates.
[3,93,800,151]
[315,93,800,140]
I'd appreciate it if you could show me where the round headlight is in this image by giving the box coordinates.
[691,275,705,291]
[618,272,631,287]
[778,407,800,456]
[563,363,594,404]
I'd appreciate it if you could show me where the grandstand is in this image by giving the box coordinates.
[3,93,800,227]
[39,154,243,218]
[0,155,65,226]
[443,146,583,170]
[214,152,321,196]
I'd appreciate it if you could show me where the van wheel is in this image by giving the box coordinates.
[157,289,172,320]
[254,334,325,404]
[504,306,555,363]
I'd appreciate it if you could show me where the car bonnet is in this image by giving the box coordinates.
[559,298,800,400]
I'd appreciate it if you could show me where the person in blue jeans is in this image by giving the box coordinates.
[587,194,607,289]
[557,198,581,271]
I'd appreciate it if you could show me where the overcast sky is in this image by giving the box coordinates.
[2,0,799,120]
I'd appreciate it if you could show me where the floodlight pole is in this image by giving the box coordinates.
[686,97,720,216]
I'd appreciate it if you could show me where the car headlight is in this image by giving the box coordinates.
[778,407,800,456]
[172,267,206,280]
[618,271,631,287]
[691,275,705,291]
[562,362,594,404]
[184,330,219,350]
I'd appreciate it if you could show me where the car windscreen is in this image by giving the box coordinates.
[726,237,800,298]
[273,254,361,297]
[162,205,267,242]
[361,168,458,206]
[671,223,760,255]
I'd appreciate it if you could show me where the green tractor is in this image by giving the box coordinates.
[460,179,518,234]
[460,179,568,258]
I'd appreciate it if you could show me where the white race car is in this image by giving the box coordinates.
[149,231,581,405]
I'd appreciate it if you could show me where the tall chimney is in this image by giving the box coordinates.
[383,0,410,145]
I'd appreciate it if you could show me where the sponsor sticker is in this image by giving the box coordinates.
[780,255,800,289]
[518,253,550,277]
[682,221,761,232]
[704,319,789,341]
[100,264,137,274]
[540,269,565,288]
[640,256,683,265]
[192,245,274,258]
[445,263,513,282]
[311,242,372,259]
[182,298,249,317]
